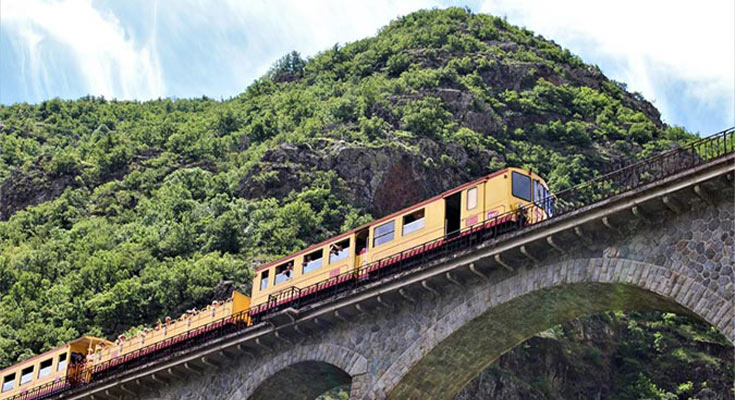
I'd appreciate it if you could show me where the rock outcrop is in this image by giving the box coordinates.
[0,167,77,221]
[239,140,498,216]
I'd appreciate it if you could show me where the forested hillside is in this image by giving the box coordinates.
[0,7,731,398]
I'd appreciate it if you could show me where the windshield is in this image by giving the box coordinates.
[511,172,532,201]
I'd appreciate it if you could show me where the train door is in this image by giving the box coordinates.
[444,192,462,237]
[66,350,85,385]
[354,229,369,268]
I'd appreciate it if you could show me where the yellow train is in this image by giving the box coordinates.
[250,167,551,309]
[0,168,552,400]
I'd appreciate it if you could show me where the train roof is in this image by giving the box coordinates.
[256,168,548,273]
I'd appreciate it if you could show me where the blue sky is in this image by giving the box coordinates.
[1,0,733,135]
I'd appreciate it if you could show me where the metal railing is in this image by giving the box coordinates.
[550,127,733,216]
[9,127,733,400]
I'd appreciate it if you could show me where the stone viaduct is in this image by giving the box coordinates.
[61,150,733,400]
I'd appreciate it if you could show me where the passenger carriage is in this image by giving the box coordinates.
[0,337,111,400]
[1,294,251,400]
[250,167,552,315]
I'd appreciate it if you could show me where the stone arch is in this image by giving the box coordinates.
[233,343,368,400]
[248,361,351,400]
[367,258,733,399]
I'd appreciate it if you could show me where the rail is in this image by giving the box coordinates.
[8,127,734,400]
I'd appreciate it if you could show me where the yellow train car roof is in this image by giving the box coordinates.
[69,336,113,349]
[255,167,547,273]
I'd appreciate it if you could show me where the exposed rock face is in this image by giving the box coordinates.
[407,46,663,131]
[0,167,76,221]
[211,280,238,302]
[239,140,499,217]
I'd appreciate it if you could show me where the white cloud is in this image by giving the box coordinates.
[2,0,164,101]
[153,0,441,96]
[2,0,731,134]
[479,0,735,132]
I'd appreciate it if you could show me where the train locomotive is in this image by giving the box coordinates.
[1,167,552,400]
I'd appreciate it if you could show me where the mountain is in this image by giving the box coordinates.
[0,7,730,398]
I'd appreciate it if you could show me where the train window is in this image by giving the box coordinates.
[533,180,544,203]
[329,239,350,263]
[57,353,67,371]
[38,359,53,379]
[20,366,33,385]
[274,261,294,285]
[260,270,269,291]
[373,220,395,247]
[402,209,425,236]
[511,172,531,201]
[303,249,323,273]
[2,373,14,392]
[534,180,554,216]
[466,187,477,210]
